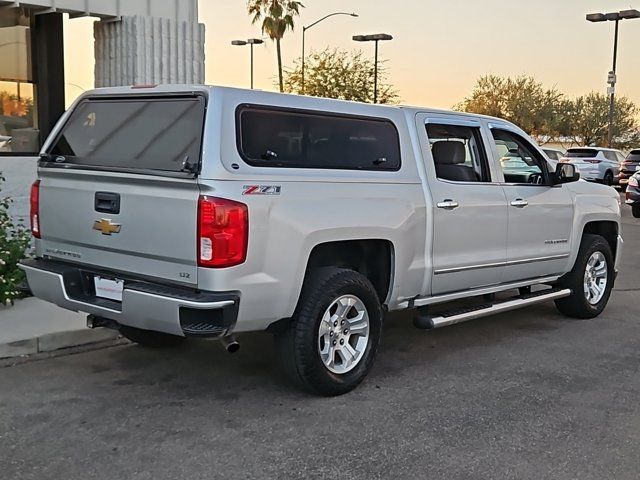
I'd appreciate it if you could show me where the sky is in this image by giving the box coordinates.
[64,0,640,110]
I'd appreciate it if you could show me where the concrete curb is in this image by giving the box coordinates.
[0,328,122,360]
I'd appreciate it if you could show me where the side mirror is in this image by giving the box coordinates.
[554,163,580,184]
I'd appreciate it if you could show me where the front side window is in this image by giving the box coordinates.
[425,123,490,183]
[48,96,206,173]
[491,129,547,185]
[237,106,401,171]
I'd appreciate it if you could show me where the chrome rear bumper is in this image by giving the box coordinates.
[19,259,239,337]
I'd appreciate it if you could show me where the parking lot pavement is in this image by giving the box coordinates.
[1,200,639,480]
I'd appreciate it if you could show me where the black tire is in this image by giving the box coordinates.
[275,267,383,396]
[554,234,614,319]
[119,325,186,348]
[632,205,640,219]
[603,171,614,186]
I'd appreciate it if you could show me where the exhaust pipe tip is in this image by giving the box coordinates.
[221,336,240,353]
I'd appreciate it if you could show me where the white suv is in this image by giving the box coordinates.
[560,147,625,185]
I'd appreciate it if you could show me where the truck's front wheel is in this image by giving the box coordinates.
[276,268,383,396]
[554,234,614,319]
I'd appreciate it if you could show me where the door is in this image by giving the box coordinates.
[489,128,573,283]
[420,116,508,295]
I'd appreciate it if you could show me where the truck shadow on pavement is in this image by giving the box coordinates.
[96,301,578,400]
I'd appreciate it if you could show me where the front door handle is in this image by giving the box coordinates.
[510,198,528,208]
[436,199,459,210]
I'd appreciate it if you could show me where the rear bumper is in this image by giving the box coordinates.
[19,259,239,337]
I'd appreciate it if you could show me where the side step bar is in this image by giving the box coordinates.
[413,288,572,330]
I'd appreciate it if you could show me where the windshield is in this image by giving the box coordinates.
[565,148,598,158]
[47,95,206,173]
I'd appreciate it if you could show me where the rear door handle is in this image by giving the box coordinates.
[436,199,459,210]
[510,198,528,208]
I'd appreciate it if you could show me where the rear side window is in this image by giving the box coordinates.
[628,150,640,161]
[565,148,599,158]
[48,96,206,173]
[236,105,401,171]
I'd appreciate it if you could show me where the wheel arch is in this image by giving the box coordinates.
[302,239,395,306]
[581,220,618,259]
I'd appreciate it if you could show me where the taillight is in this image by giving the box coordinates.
[197,196,248,268]
[30,180,41,238]
[629,176,639,188]
[584,159,602,164]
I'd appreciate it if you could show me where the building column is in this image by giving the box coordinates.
[94,15,205,87]
[32,12,65,146]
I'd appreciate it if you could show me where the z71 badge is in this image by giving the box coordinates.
[242,185,282,195]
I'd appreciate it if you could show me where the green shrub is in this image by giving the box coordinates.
[0,173,31,305]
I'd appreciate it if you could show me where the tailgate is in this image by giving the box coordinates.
[35,93,207,285]
[38,170,199,285]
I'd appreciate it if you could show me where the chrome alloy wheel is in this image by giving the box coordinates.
[317,294,370,374]
[583,251,608,305]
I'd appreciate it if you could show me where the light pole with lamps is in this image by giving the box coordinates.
[301,12,358,94]
[352,34,393,104]
[231,38,265,89]
[586,9,640,147]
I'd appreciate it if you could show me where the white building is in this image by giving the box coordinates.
[0,0,205,222]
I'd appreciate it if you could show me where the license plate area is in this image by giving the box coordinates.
[94,276,124,302]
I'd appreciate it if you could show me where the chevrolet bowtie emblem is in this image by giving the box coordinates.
[93,219,121,235]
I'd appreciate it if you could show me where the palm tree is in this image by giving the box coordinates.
[248,0,304,93]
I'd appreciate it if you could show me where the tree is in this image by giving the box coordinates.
[283,48,399,104]
[566,92,640,150]
[455,75,565,144]
[248,0,304,93]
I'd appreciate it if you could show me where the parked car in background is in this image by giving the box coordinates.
[625,171,640,218]
[618,149,640,189]
[560,147,625,186]
[542,147,565,168]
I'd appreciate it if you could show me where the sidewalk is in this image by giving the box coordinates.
[0,297,121,359]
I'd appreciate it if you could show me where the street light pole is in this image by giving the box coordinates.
[607,18,620,148]
[373,39,379,104]
[353,34,393,104]
[586,9,640,147]
[231,38,264,89]
[301,12,358,95]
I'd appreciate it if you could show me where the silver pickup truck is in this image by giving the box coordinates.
[21,85,623,396]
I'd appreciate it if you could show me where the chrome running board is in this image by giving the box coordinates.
[413,288,572,330]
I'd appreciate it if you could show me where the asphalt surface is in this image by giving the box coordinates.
[2,197,639,480]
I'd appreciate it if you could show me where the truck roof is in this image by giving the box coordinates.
[77,84,512,126]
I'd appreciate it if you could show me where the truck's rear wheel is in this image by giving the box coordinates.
[276,267,383,396]
[119,325,185,348]
[554,234,614,319]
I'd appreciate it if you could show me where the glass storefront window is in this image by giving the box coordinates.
[0,9,38,154]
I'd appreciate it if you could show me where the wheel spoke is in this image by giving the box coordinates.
[335,296,356,319]
[337,347,355,365]
[594,263,607,277]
